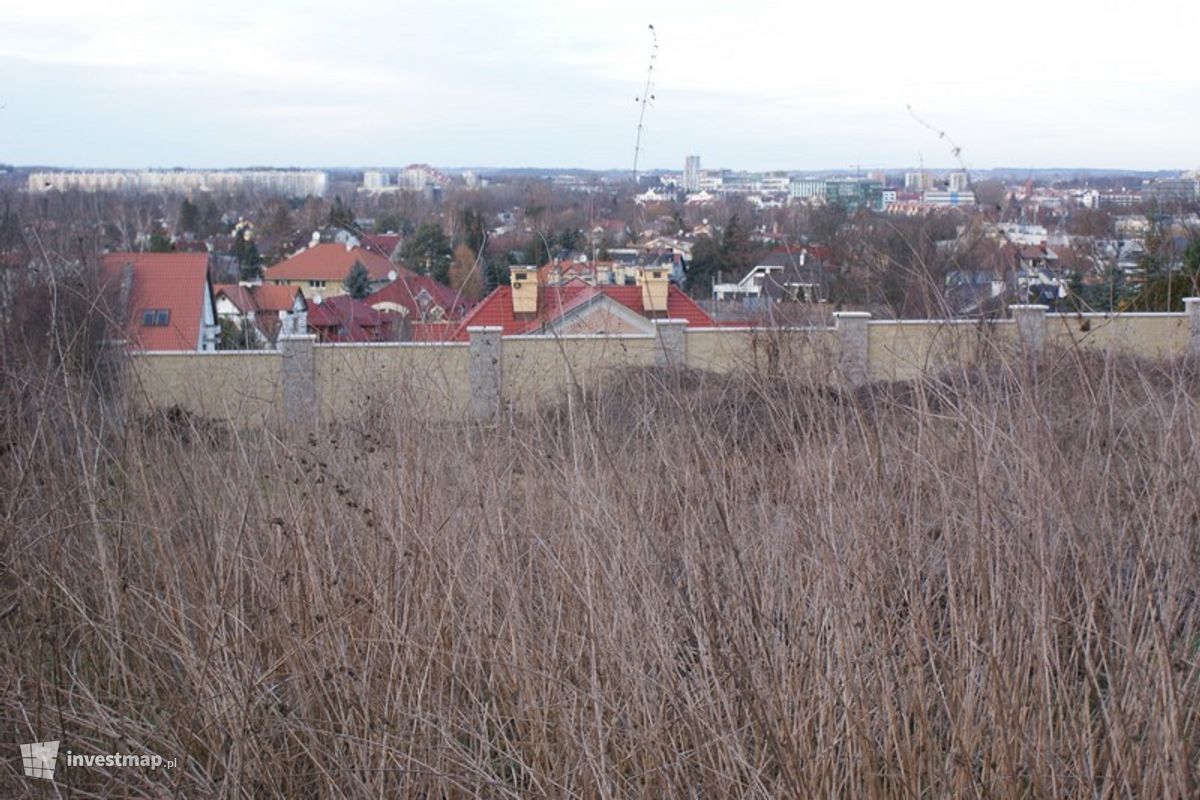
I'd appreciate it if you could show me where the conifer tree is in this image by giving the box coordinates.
[343,260,372,299]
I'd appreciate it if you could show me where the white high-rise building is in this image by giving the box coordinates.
[27,170,328,197]
[684,156,701,193]
[948,172,970,192]
[362,170,391,190]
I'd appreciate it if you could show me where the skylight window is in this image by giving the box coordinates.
[142,309,170,326]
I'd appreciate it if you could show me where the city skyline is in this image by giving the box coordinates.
[2,0,1198,172]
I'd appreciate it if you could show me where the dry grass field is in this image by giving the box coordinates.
[2,314,1199,795]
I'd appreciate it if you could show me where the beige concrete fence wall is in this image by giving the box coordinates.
[867,319,1017,382]
[503,334,659,412]
[314,342,472,423]
[128,351,283,426]
[1046,311,1190,358]
[126,299,1200,426]
[686,327,837,380]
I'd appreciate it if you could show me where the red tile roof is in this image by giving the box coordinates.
[265,243,407,283]
[365,274,474,321]
[360,233,402,257]
[408,321,459,342]
[99,252,212,351]
[251,283,303,312]
[214,283,302,314]
[306,295,388,342]
[213,283,255,314]
[449,282,715,340]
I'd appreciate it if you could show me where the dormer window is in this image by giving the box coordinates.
[141,309,170,326]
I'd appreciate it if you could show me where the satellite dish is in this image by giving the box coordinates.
[313,294,323,305]
[387,269,398,282]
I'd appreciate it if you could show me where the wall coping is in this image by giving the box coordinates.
[685,325,832,333]
[133,349,283,357]
[833,311,872,319]
[1049,311,1188,319]
[868,318,1015,326]
[466,326,503,333]
[314,341,469,349]
[503,333,656,341]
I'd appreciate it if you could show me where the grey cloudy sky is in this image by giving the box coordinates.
[1,0,1197,171]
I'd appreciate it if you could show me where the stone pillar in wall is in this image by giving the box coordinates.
[468,326,503,423]
[653,318,688,369]
[1185,297,1200,356]
[1010,304,1048,353]
[278,334,317,427]
[834,311,871,386]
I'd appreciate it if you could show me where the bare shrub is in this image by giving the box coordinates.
[1,345,1198,797]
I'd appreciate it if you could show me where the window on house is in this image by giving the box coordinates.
[142,309,170,326]
[308,280,326,288]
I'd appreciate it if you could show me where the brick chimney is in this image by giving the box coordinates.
[510,266,537,314]
[117,262,135,319]
[636,267,668,314]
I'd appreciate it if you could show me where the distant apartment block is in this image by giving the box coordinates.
[683,156,701,192]
[1100,192,1142,208]
[790,178,826,200]
[362,170,392,190]
[922,189,976,207]
[759,174,791,194]
[28,170,328,196]
[1143,178,1199,203]
[948,172,970,192]
[697,170,725,192]
[399,164,447,191]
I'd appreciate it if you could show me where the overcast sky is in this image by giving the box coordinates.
[1,0,1197,171]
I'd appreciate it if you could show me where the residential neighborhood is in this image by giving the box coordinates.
[10,159,1194,357]
[5,1,1200,796]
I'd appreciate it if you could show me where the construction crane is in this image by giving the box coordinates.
[632,24,657,185]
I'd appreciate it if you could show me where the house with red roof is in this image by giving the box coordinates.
[359,233,403,261]
[364,273,475,329]
[449,265,716,340]
[99,252,219,352]
[306,295,390,343]
[213,282,306,345]
[264,243,409,298]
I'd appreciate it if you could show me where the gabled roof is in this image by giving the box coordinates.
[214,283,303,314]
[306,295,387,342]
[449,282,716,340]
[360,233,402,257]
[364,274,474,320]
[99,252,212,351]
[264,243,405,283]
[537,259,600,284]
